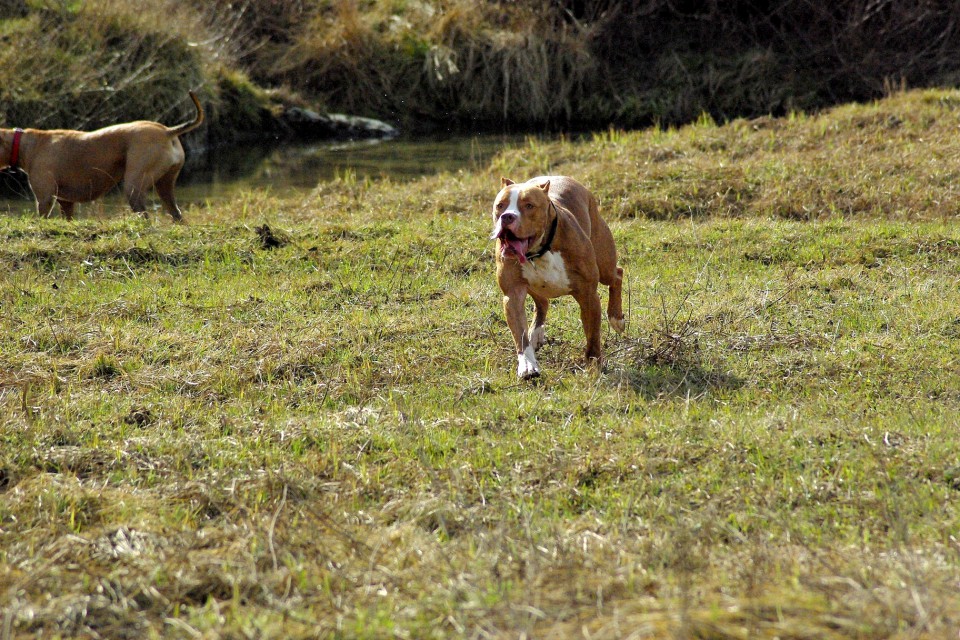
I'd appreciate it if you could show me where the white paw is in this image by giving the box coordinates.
[609,315,625,334]
[528,325,546,351]
[517,345,541,379]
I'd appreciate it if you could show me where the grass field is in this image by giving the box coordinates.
[3,90,960,638]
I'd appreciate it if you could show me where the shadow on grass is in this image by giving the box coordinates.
[609,331,743,400]
[616,361,743,401]
[0,245,247,272]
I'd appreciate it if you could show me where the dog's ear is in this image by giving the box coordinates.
[501,177,514,187]
[537,180,551,194]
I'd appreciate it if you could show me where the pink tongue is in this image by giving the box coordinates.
[491,218,530,262]
[505,238,530,263]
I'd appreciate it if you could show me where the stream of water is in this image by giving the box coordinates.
[0,133,525,217]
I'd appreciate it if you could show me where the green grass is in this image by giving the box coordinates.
[3,90,960,638]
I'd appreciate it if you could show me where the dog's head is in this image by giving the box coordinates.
[0,129,16,169]
[490,177,552,263]
[0,127,26,170]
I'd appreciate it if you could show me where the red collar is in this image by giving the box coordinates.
[10,128,23,168]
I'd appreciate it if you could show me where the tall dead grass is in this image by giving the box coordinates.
[272,0,600,128]
[274,1,414,120]
[7,1,960,136]
[429,3,598,126]
[265,0,960,129]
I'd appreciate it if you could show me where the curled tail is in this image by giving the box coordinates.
[166,91,204,137]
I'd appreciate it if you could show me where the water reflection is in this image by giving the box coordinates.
[0,134,520,216]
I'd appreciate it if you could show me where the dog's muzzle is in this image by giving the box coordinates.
[491,212,532,263]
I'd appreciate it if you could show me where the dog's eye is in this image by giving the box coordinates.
[496,201,506,210]
[524,203,534,210]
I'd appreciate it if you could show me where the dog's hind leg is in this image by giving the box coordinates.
[575,288,604,363]
[123,180,149,219]
[590,208,625,334]
[124,155,163,219]
[606,266,625,334]
[154,166,184,223]
[597,249,625,334]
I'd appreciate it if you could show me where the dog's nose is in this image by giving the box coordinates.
[490,211,520,240]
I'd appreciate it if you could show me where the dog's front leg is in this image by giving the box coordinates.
[503,287,540,379]
[57,199,75,221]
[528,293,550,351]
[29,179,58,218]
[35,195,57,218]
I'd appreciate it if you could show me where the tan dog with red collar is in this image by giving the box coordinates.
[0,92,203,222]
[490,175,624,378]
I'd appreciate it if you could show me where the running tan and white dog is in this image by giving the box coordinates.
[490,175,624,378]
[0,92,204,222]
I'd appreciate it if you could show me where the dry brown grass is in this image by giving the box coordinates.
[271,0,601,127]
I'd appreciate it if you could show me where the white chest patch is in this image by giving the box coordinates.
[521,251,571,297]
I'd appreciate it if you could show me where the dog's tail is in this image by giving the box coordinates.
[166,91,204,138]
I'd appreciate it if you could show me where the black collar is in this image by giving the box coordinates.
[525,203,559,261]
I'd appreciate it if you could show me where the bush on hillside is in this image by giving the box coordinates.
[263,0,960,129]
[0,0,271,147]
[588,0,960,124]
[266,1,600,129]
[3,0,960,138]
